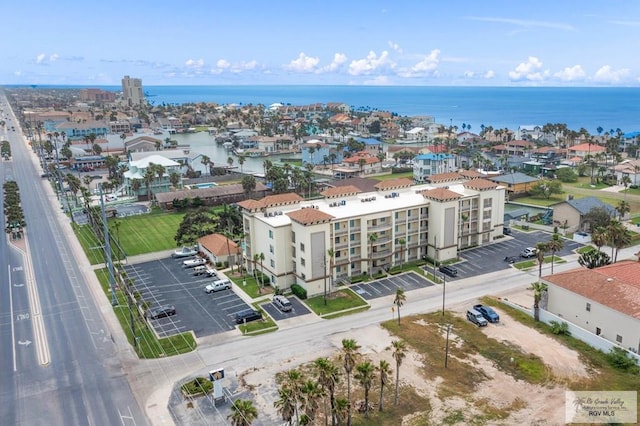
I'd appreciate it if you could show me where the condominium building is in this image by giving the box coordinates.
[239,175,506,297]
[121,75,145,107]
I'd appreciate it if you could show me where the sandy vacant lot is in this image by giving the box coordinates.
[238,302,591,425]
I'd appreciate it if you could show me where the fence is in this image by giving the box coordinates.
[510,219,578,236]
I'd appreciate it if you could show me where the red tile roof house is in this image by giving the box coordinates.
[541,260,640,358]
[197,233,239,269]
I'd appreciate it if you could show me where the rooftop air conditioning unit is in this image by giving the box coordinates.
[341,200,346,205]
[278,211,283,215]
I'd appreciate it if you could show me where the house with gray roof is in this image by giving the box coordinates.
[551,196,616,231]
[488,172,539,195]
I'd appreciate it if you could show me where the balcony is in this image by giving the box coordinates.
[371,249,391,259]
[368,222,392,232]
[334,240,349,249]
[334,227,348,235]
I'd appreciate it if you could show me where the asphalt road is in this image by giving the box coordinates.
[0,97,147,425]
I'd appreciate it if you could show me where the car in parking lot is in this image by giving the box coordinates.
[172,246,198,258]
[272,295,292,312]
[503,256,519,264]
[146,305,176,319]
[234,309,262,324]
[466,308,488,327]
[473,304,500,323]
[439,264,458,277]
[520,247,537,258]
[183,257,206,268]
[205,279,231,293]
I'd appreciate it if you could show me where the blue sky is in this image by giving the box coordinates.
[2,0,639,86]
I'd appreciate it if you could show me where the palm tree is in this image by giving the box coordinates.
[377,359,391,412]
[228,399,258,426]
[591,227,608,252]
[333,397,349,425]
[314,357,339,426]
[607,220,632,262]
[238,155,246,173]
[396,238,406,270]
[280,368,304,424]
[227,156,234,169]
[200,155,211,175]
[388,339,407,405]
[546,234,564,274]
[368,233,378,276]
[299,379,324,423]
[340,338,360,426]
[259,252,266,291]
[252,253,260,280]
[393,287,406,325]
[529,281,548,321]
[327,248,335,298]
[354,361,375,418]
[616,200,630,220]
[274,387,296,425]
[535,242,548,278]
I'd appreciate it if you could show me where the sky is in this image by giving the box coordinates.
[2,0,640,87]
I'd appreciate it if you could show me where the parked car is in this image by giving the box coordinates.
[439,264,458,277]
[520,247,537,258]
[503,226,512,235]
[146,305,176,319]
[272,295,293,312]
[183,257,206,268]
[503,256,519,264]
[205,279,231,293]
[466,308,488,327]
[234,309,262,324]
[172,246,198,258]
[473,304,500,323]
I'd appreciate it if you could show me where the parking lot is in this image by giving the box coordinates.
[124,256,254,338]
[439,229,585,281]
[260,296,311,321]
[351,271,434,300]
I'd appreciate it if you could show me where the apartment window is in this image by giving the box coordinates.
[407,210,412,217]
[350,247,356,254]
[616,334,623,343]
[301,258,306,266]
[484,199,492,208]
[270,259,275,267]
[269,230,273,239]
[335,223,340,230]
[350,233,356,241]
[301,273,306,280]
[596,327,601,336]
[300,243,305,252]
[381,217,386,223]
[350,219,355,227]
[269,245,274,254]
[586,303,591,312]
[335,250,341,258]
[395,212,399,219]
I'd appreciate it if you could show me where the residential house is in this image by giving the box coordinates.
[517,125,544,141]
[54,120,110,140]
[198,233,240,268]
[154,182,269,209]
[543,261,640,354]
[488,172,540,195]
[123,154,182,199]
[551,196,616,231]
[413,153,456,182]
[334,152,382,178]
[239,176,505,296]
[125,135,164,153]
[568,143,606,159]
[609,159,640,186]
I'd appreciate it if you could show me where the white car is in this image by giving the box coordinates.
[520,247,538,258]
[172,246,198,258]
[183,258,206,268]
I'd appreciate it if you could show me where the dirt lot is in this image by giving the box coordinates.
[236,298,592,425]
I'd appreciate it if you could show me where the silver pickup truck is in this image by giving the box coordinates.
[183,257,206,268]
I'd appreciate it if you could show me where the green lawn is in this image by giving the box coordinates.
[511,195,565,207]
[514,255,565,270]
[108,210,186,256]
[563,177,611,190]
[373,171,413,181]
[238,304,278,335]
[306,288,369,317]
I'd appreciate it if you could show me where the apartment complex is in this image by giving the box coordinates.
[121,75,145,107]
[239,176,506,297]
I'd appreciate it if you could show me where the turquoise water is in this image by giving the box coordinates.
[192,183,218,189]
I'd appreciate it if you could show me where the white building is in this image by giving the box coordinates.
[239,175,506,296]
[121,75,145,107]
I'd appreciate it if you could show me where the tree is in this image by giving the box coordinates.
[227,156,234,168]
[591,227,608,252]
[314,357,339,426]
[615,200,630,220]
[368,233,378,275]
[583,206,613,231]
[528,179,562,199]
[228,399,258,426]
[238,155,246,173]
[274,387,296,425]
[535,242,548,278]
[278,369,303,425]
[354,361,375,418]
[578,248,612,269]
[393,287,406,325]
[259,252,266,290]
[376,359,391,412]
[241,175,257,197]
[607,220,632,262]
[388,339,407,405]
[546,233,564,274]
[528,282,548,321]
[299,379,324,424]
[174,208,218,246]
[397,238,406,270]
[555,167,578,183]
[327,248,335,299]
[340,338,360,426]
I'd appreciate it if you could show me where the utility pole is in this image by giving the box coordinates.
[100,184,118,306]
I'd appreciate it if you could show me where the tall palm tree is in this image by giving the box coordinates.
[314,357,339,426]
[228,399,258,426]
[393,287,406,325]
[535,242,548,278]
[529,282,548,321]
[388,339,407,405]
[546,234,564,274]
[397,238,406,270]
[281,368,303,424]
[607,220,632,262]
[327,248,335,299]
[354,361,375,418]
[368,233,378,276]
[340,338,360,426]
[238,155,246,173]
[591,227,608,253]
[274,387,296,425]
[333,397,349,425]
[259,252,266,291]
[299,379,324,424]
[377,359,391,412]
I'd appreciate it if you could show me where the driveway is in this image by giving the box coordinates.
[259,296,311,321]
[351,271,434,300]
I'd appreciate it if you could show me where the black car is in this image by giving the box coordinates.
[439,265,458,277]
[146,305,176,319]
[504,256,518,264]
[234,309,262,324]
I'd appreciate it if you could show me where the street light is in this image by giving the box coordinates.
[99,184,118,306]
[441,271,446,316]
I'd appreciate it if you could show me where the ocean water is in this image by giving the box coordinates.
[142,85,640,135]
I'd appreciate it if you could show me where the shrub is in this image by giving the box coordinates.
[291,283,307,299]
[180,377,213,396]
[549,320,571,336]
[605,347,639,373]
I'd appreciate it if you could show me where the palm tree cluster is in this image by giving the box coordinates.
[273,337,408,426]
[579,220,632,266]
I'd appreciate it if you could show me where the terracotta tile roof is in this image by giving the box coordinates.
[321,185,361,198]
[545,261,640,319]
[374,178,413,190]
[463,178,499,191]
[343,156,380,165]
[569,143,605,152]
[198,233,238,257]
[238,192,303,211]
[459,170,484,179]
[286,208,334,225]
[426,172,463,183]
[420,187,462,202]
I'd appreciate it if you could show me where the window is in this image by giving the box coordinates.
[616,334,623,343]
[269,230,273,239]
[350,233,355,241]
[335,223,340,230]
[335,250,341,258]
[596,327,601,336]
[269,245,274,254]
[586,303,591,312]
[350,219,355,227]
[270,259,275,267]
[301,258,305,266]
[291,231,296,243]
[300,243,305,252]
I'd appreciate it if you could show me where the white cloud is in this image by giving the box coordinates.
[321,53,348,73]
[508,56,549,81]
[467,16,574,31]
[216,59,231,69]
[464,71,475,78]
[363,75,393,85]
[593,65,630,84]
[484,70,495,79]
[554,65,586,81]
[49,54,59,62]
[388,40,403,53]
[348,50,393,76]
[185,58,205,69]
[398,49,440,78]
[36,53,46,64]
[285,52,320,72]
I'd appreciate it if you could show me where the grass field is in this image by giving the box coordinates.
[108,210,185,256]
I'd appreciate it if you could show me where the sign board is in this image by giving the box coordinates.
[209,368,225,381]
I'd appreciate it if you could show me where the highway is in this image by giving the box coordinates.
[0,96,147,425]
